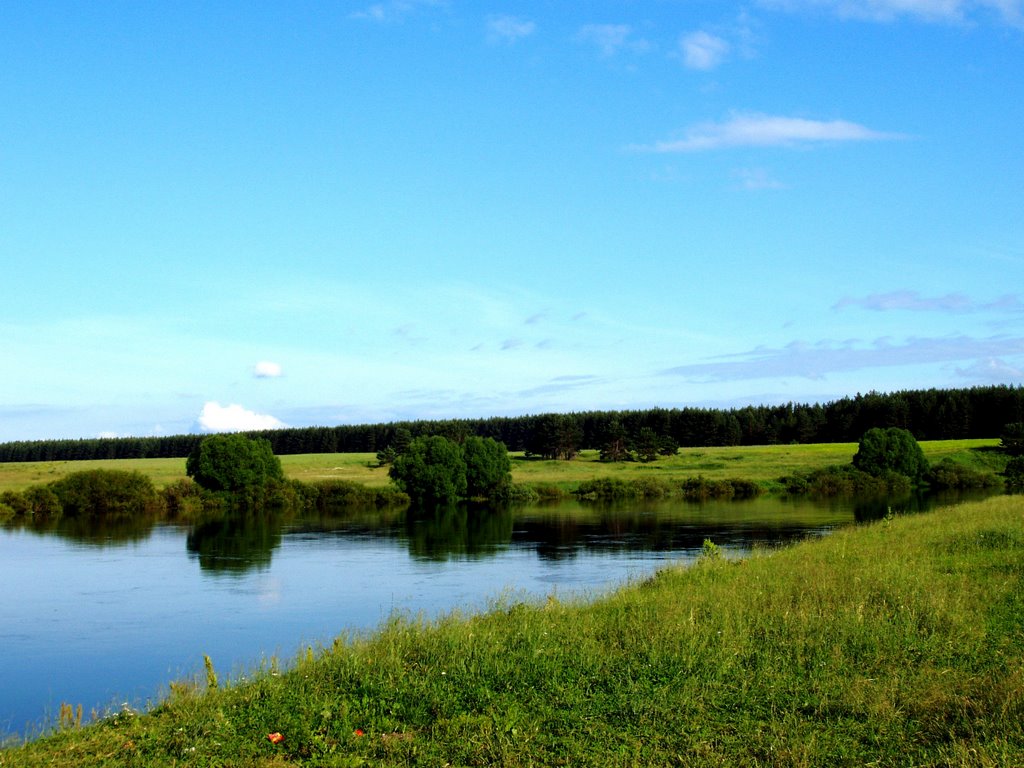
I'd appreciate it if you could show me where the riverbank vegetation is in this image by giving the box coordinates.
[4,494,1022,766]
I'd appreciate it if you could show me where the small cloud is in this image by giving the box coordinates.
[636,112,905,152]
[733,167,787,190]
[501,338,523,350]
[487,14,535,44]
[679,31,730,70]
[253,361,284,378]
[97,431,122,439]
[525,312,546,325]
[197,402,286,433]
[576,24,650,57]
[350,0,446,23]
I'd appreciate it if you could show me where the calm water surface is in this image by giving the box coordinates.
[0,494,926,739]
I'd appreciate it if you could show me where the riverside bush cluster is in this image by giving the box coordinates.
[574,476,763,501]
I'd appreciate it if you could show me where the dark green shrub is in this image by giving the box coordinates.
[0,490,31,516]
[575,478,631,500]
[186,434,285,493]
[1005,456,1024,493]
[1000,422,1024,456]
[463,436,512,499]
[0,501,14,523]
[389,435,467,505]
[629,477,673,499]
[681,476,735,501]
[926,459,1001,490]
[48,469,158,518]
[852,427,928,483]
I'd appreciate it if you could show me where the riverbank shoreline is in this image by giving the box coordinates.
[5,494,1021,766]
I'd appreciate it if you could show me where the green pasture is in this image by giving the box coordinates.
[0,439,1000,494]
[6,493,1022,765]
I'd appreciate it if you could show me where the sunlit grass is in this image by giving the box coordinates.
[6,494,1022,766]
[0,439,1000,493]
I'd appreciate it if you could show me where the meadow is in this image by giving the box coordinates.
[4,493,1021,766]
[0,439,1001,494]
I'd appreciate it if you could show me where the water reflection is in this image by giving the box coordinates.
[186,512,284,574]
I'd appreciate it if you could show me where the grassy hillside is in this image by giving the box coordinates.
[5,494,1022,765]
[0,439,1001,494]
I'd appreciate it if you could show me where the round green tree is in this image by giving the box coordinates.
[186,434,284,493]
[462,436,512,499]
[852,427,928,483]
[388,435,467,505]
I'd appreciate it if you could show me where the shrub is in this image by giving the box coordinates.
[681,476,735,501]
[926,459,1001,490]
[852,427,928,483]
[1000,422,1024,456]
[389,435,467,505]
[48,469,158,518]
[186,434,285,493]
[1006,456,1024,493]
[575,478,631,500]
[463,436,512,499]
[0,501,14,523]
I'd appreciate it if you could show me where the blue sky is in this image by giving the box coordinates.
[2,0,1023,441]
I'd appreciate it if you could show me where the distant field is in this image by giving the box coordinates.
[0,439,1000,494]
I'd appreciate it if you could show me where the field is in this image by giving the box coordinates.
[0,439,1001,494]
[5,493,1022,766]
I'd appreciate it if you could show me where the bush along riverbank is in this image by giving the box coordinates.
[4,494,1022,766]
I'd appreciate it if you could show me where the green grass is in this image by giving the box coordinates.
[0,439,1000,494]
[5,494,1022,766]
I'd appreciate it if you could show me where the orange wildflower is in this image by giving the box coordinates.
[267,732,284,744]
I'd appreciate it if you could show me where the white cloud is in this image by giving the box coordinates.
[759,0,1023,25]
[638,113,904,152]
[487,15,535,44]
[680,31,731,70]
[253,360,284,378]
[197,402,286,433]
[576,24,650,56]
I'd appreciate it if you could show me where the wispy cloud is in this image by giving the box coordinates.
[350,0,446,23]
[759,0,1023,25]
[486,15,536,44]
[253,360,283,378]
[733,167,787,190]
[661,335,1024,381]
[834,291,1023,313]
[576,24,651,57]
[679,31,730,70]
[196,402,286,433]
[637,113,904,152]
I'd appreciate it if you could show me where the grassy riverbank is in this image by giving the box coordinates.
[5,494,1022,766]
[0,439,1001,494]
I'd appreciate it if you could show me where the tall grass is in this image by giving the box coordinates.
[6,494,1022,766]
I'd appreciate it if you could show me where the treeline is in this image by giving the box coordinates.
[2,385,1022,464]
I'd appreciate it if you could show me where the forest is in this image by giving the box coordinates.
[1,384,1021,464]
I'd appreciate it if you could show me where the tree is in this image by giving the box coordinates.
[389,435,467,505]
[634,427,661,463]
[462,436,512,499]
[852,427,928,483]
[527,414,583,460]
[186,434,284,493]
[599,419,632,462]
[1000,422,1024,457]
